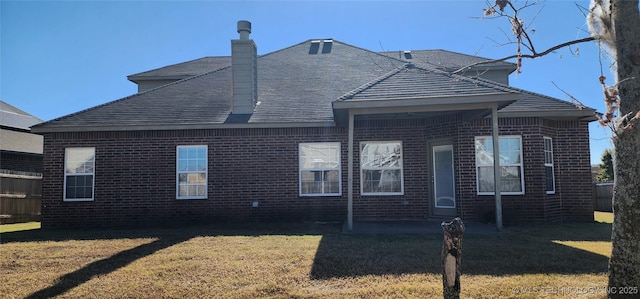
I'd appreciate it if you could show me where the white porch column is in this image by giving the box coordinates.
[347,110,354,231]
[491,104,503,231]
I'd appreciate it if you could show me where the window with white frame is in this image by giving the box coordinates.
[544,137,555,194]
[475,136,524,195]
[64,147,95,201]
[360,141,404,195]
[299,142,341,196]
[176,145,207,199]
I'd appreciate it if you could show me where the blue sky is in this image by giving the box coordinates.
[1,0,614,164]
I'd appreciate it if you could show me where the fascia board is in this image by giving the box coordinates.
[333,93,518,111]
[30,121,337,133]
[498,110,598,121]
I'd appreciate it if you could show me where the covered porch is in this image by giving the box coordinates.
[331,64,520,232]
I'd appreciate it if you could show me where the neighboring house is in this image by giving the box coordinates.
[0,101,43,174]
[32,21,596,229]
[1,100,43,223]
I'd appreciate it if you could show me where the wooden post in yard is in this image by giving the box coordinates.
[441,217,464,299]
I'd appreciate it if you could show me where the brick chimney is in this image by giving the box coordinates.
[231,20,257,114]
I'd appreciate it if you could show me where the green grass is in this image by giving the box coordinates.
[0,214,613,299]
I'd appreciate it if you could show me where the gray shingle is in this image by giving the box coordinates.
[127,56,232,82]
[379,49,517,72]
[338,64,516,101]
[43,67,234,127]
[32,39,595,131]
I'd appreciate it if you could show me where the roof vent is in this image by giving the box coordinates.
[309,40,321,54]
[237,20,251,40]
[321,39,333,54]
[403,50,412,59]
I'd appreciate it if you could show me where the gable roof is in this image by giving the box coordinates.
[130,49,517,81]
[31,39,596,133]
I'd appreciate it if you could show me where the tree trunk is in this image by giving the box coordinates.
[608,1,640,297]
[442,217,464,299]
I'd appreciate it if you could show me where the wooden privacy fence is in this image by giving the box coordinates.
[0,170,42,224]
[593,182,614,212]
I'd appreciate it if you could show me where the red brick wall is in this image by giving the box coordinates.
[547,119,595,222]
[40,116,594,228]
[41,128,349,228]
[455,118,594,224]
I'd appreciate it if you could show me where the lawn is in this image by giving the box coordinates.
[0,213,613,299]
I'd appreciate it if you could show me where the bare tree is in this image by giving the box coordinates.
[474,1,640,297]
[604,1,640,296]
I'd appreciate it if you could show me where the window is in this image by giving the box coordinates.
[176,145,207,199]
[299,142,341,196]
[544,137,555,194]
[64,147,95,201]
[360,141,404,195]
[475,136,524,195]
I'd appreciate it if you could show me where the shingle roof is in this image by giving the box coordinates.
[127,56,232,82]
[32,39,595,132]
[41,67,235,128]
[499,88,593,114]
[379,49,517,72]
[36,40,403,129]
[250,40,400,122]
[132,49,516,80]
[338,64,516,102]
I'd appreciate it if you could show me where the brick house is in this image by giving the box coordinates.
[32,21,596,229]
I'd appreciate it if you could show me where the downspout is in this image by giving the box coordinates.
[492,104,503,231]
[347,110,355,231]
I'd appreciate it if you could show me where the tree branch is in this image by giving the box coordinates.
[451,36,596,74]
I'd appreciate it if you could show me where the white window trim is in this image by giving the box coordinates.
[544,137,556,194]
[360,141,404,196]
[475,136,525,195]
[298,142,342,197]
[176,145,208,200]
[63,147,95,202]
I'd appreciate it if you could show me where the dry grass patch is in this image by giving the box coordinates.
[594,211,613,224]
[0,221,40,233]
[0,215,613,298]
